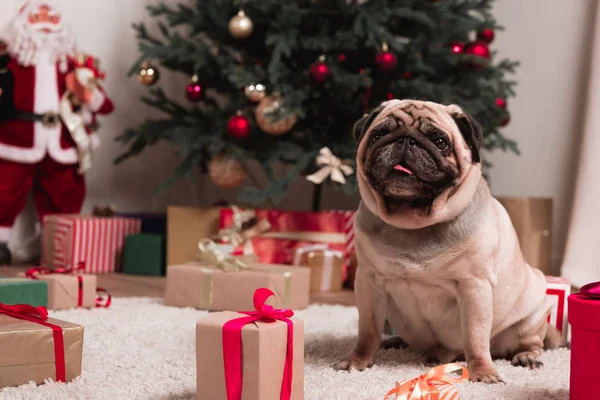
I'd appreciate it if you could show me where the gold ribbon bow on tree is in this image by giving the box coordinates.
[384,363,469,400]
[306,147,354,185]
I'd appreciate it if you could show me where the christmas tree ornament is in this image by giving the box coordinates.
[186,74,203,102]
[244,83,266,102]
[208,154,247,189]
[309,55,331,84]
[451,42,465,54]
[387,92,394,100]
[306,147,354,185]
[227,112,251,139]
[478,28,495,44]
[403,71,412,79]
[500,111,510,127]
[138,61,159,86]
[255,95,298,135]
[228,10,253,39]
[375,43,397,72]
[338,54,346,62]
[465,41,490,59]
[495,97,507,108]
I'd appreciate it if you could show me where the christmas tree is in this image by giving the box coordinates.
[117,0,518,209]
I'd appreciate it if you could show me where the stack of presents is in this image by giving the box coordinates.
[0,198,597,399]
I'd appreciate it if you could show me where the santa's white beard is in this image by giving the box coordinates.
[3,25,76,71]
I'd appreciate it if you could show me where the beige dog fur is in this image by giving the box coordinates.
[335,100,555,383]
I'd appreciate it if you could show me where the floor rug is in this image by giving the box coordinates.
[0,297,570,400]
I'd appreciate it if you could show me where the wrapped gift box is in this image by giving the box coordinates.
[546,276,570,344]
[165,262,310,311]
[123,234,165,276]
[0,305,83,387]
[293,245,343,293]
[196,307,304,399]
[18,270,97,310]
[219,208,355,268]
[42,214,142,274]
[569,292,600,400]
[0,278,48,307]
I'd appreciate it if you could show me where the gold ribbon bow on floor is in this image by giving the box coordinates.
[306,147,354,184]
[384,363,469,400]
[197,239,248,272]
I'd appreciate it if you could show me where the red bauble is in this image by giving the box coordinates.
[227,114,251,139]
[478,28,495,44]
[451,42,465,54]
[495,98,507,109]
[186,82,203,102]
[500,112,510,127]
[310,60,331,83]
[338,54,346,62]
[375,50,398,72]
[465,41,490,59]
[387,92,394,100]
[403,71,412,79]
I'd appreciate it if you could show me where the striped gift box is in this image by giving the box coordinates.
[42,215,141,274]
[546,276,571,344]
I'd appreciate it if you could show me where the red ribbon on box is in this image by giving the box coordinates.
[25,262,112,308]
[0,302,66,382]
[222,288,295,400]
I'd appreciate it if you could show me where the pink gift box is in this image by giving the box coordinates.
[546,276,570,343]
[42,215,141,274]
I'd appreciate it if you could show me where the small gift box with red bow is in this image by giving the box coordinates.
[20,265,111,310]
[42,214,141,274]
[293,245,343,293]
[0,303,83,388]
[165,240,310,311]
[568,282,600,400]
[196,288,304,400]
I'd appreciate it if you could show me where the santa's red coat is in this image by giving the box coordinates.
[0,56,114,165]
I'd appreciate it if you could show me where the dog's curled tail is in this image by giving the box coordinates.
[544,324,564,349]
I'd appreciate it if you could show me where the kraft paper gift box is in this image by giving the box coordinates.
[18,270,97,310]
[196,291,304,399]
[0,304,83,388]
[123,234,165,276]
[293,245,343,293]
[165,262,310,311]
[42,214,142,274]
[166,206,222,267]
[495,197,552,274]
[0,278,48,307]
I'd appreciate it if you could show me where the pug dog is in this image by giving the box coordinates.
[334,99,560,383]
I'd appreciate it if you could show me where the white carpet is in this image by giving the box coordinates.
[0,297,569,400]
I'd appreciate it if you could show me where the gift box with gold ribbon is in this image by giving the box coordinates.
[164,239,310,311]
[293,245,343,293]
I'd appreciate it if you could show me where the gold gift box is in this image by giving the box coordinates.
[294,247,343,293]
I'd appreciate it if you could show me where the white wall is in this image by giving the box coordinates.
[1,0,595,272]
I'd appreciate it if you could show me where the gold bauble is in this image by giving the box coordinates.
[208,154,247,189]
[228,10,253,39]
[137,61,159,86]
[244,83,266,102]
[255,96,298,135]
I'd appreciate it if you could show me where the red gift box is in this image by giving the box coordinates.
[219,209,355,268]
[546,276,570,344]
[42,215,141,274]
[568,292,600,400]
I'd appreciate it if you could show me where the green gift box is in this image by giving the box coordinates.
[0,277,48,307]
[123,234,165,276]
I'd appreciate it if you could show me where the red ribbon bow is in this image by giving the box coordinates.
[222,288,295,400]
[25,262,111,308]
[0,302,66,382]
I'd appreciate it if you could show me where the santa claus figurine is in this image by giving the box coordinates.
[0,1,114,265]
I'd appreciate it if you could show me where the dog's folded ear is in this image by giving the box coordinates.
[352,106,383,144]
[449,107,483,163]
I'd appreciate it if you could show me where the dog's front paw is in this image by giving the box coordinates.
[468,360,504,384]
[511,351,543,369]
[332,352,374,371]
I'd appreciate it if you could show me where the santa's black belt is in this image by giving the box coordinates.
[14,110,61,128]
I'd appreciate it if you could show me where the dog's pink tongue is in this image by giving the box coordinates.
[394,164,413,175]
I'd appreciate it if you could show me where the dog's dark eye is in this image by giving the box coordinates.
[434,138,448,150]
[370,135,382,144]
